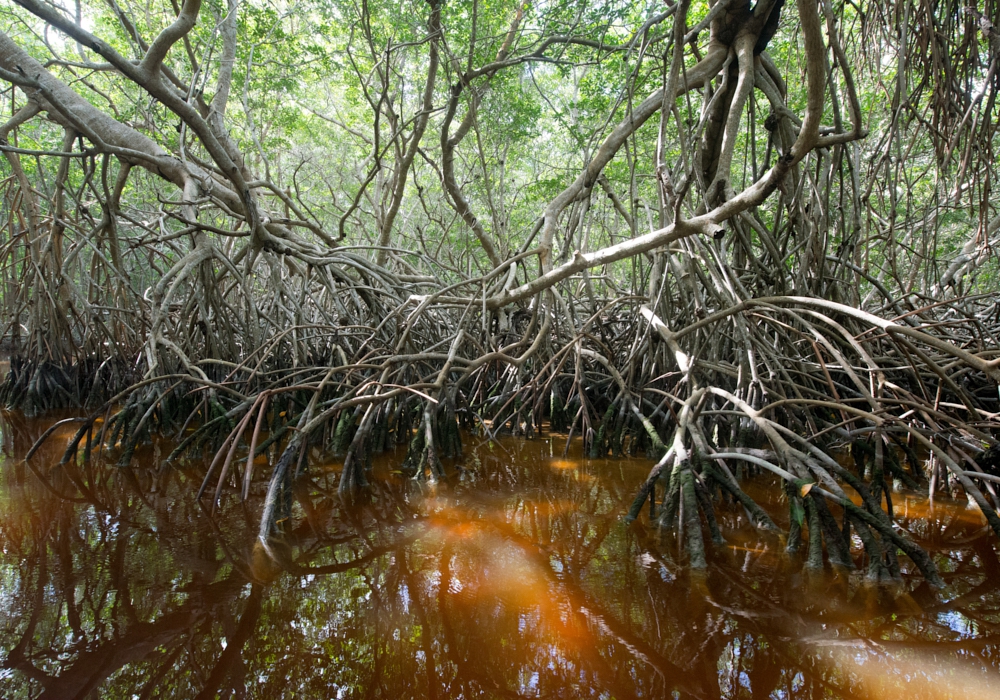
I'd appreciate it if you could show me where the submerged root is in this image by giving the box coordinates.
[18,282,1000,593]
[13,247,1000,594]
[6,0,1000,596]
[402,404,447,481]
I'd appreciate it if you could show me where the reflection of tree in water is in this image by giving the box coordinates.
[2,414,1000,699]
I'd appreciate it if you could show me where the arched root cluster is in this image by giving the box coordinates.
[21,274,1000,589]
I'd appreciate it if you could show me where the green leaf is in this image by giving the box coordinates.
[790,499,805,528]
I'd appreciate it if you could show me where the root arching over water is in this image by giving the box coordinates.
[16,257,1000,591]
[3,0,1000,591]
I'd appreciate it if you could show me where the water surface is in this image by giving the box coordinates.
[1,412,999,699]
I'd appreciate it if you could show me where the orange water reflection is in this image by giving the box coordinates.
[2,411,1000,698]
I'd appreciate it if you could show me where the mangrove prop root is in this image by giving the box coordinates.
[6,0,1000,590]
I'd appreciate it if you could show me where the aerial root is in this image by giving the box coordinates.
[14,290,1000,591]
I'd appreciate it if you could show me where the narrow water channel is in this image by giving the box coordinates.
[1,411,999,699]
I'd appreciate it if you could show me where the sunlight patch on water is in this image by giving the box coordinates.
[821,646,1000,700]
[4,412,1000,699]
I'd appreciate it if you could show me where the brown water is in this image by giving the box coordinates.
[1,413,1000,699]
